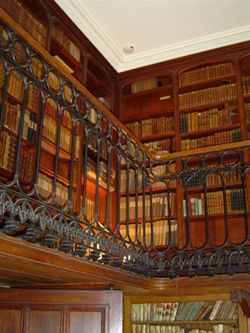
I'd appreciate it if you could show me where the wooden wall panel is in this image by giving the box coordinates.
[0,307,23,333]
[0,289,123,333]
[29,308,62,333]
[69,308,105,333]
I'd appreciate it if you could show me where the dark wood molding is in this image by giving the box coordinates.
[231,289,250,317]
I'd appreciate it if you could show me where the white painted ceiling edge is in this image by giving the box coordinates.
[55,0,250,73]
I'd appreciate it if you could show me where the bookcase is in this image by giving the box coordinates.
[129,300,239,333]
[0,0,115,113]
[0,12,116,231]
[118,46,250,249]
[123,293,248,333]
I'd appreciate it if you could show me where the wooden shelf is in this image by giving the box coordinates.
[140,131,175,142]
[50,37,81,71]
[121,185,176,197]
[41,137,74,160]
[39,165,77,189]
[178,74,236,93]
[122,84,173,100]
[185,182,244,194]
[120,216,177,225]
[179,99,238,113]
[186,211,245,222]
[180,123,240,139]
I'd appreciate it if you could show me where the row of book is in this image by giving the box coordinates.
[38,172,69,207]
[131,77,159,94]
[178,62,235,87]
[120,193,176,221]
[13,40,26,65]
[131,324,237,333]
[119,219,178,246]
[87,159,116,190]
[3,104,37,145]
[178,83,237,110]
[120,164,176,193]
[183,189,245,216]
[179,106,234,134]
[0,25,8,48]
[1,0,47,47]
[144,138,173,152]
[184,168,241,188]
[181,128,241,150]
[242,76,250,96]
[125,116,174,138]
[131,300,237,322]
[31,57,43,80]
[51,24,81,62]
[7,70,23,101]
[0,130,33,181]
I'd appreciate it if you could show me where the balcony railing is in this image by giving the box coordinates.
[0,19,249,278]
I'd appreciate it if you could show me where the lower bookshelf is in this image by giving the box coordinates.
[128,300,239,333]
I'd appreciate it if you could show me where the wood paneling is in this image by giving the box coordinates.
[0,307,23,333]
[0,289,123,333]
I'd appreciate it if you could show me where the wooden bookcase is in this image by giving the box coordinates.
[124,295,244,333]
[118,45,250,249]
[0,6,116,229]
[0,0,115,113]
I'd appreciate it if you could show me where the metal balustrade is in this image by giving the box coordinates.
[0,20,249,278]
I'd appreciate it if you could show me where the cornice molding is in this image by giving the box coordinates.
[47,2,250,72]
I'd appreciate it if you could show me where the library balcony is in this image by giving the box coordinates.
[0,18,249,281]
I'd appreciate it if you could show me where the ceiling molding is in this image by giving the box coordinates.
[118,24,250,72]
[55,0,250,72]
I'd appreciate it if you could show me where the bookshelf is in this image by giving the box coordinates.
[0,21,116,228]
[0,0,115,114]
[118,53,250,249]
[127,299,240,333]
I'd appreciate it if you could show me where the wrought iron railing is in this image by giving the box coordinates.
[0,19,249,278]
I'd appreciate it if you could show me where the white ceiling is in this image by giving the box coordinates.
[55,0,250,72]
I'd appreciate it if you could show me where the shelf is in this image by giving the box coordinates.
[179,99,238,113]
[39,165,77,189]
[140,131,175,143]
[185,182,244,194]
[3,126,35,146]
[185,211,245,222]
[120,185,176,197]
[120,216,177,225]
[41,137,74,160]
[50,37,81,71]
[180,123,240,139]
[132,320,237,325]
[122,84,173,100]
[178,74,236,93]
